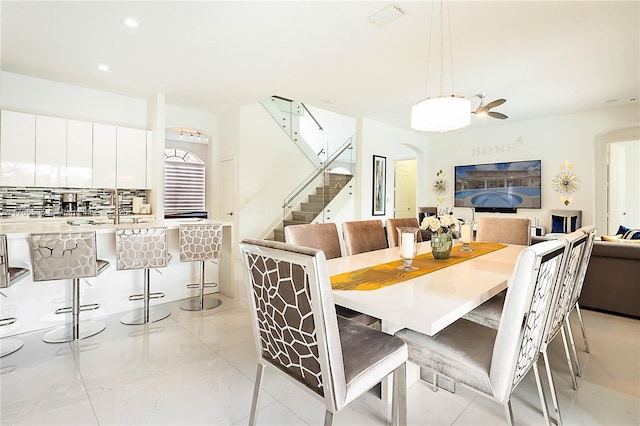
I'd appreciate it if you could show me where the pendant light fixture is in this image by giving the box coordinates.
[411,1,470,132]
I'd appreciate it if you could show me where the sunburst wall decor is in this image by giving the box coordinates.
[552,160,581,206]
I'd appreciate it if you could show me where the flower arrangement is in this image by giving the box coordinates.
[421,214,458,235]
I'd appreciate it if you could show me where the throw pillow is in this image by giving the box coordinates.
[616,225,631,235]
[602,235,640,244]
[621,229,640,240]
[551,214,578,233]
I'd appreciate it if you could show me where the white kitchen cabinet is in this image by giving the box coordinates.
[66,119,93,188]
[146,130,153,189]
[92,123,117,188]
[117,126,147,189]
[0,110,36,186]
[35,115,67,187]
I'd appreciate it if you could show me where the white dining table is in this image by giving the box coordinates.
[328,241,525,336]
[328,241,525,397]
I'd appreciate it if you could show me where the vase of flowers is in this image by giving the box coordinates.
[421,215,457,259]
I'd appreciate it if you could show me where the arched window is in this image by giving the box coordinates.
[164,148,205,214]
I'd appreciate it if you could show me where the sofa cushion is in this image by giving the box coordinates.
[601,235,640,245]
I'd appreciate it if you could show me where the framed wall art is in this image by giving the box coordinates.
[372,155,386,216]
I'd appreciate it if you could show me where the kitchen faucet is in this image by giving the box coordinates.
[109,188,120,225]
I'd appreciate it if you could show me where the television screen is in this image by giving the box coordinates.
[454,160,541,210]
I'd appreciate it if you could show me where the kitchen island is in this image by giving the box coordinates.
[0,217,233,336]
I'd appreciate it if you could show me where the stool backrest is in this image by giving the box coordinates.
[179,223,223,262]
[0,235,9,288]
[116,227,168,270]
[29,232,99,281]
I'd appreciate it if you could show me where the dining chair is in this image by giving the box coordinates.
[284,222,380,327]
[385,218,423,247]
[463,231,588,408]
[475,217,531,246]
[240,239,408,426]
[566,226,596,365]
[342,219,388,256]
[396,239,568,425]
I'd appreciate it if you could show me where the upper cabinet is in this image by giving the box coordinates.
[1,110,151,190]
[116,126,147,189]
[92,123,117,188]
[35,115,67,187]
[66,120,93,188]
[0,110,36,186]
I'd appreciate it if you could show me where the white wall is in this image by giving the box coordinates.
[1,72,147,128]
[301,104,356,156]
[358,118,428,221]
[236,102,316,241]
[423,104,640,232]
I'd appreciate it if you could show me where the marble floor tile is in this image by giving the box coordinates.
[1,297,638,426]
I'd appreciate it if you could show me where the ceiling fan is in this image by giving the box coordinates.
[473,93,508,120]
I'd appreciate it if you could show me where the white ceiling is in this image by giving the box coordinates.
[1,1,638,132]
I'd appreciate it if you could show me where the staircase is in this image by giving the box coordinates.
[272,173,353,241]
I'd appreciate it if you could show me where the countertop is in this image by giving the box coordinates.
[0,217,232,238]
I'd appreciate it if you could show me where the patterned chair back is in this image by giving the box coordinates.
[178,223,223,262]
[545,231,588,342]
[115,227,168,270]
[29,232,99,281]
[490,239,567,401]
[0,235,9,288]
[239,239,346,411]
[570,226,596,308]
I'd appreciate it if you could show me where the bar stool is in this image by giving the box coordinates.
[29,231,109,343]
[116,227,170,325]
[179,223,223,311]
[0,234,30,357]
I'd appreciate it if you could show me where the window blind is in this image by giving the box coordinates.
[164,161,205,212]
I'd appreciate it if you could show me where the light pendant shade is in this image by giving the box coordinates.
[411,96,471,132]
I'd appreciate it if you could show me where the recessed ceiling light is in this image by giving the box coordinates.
[606,99,618,104]
[122,17,139,28]
[97,64,110,72]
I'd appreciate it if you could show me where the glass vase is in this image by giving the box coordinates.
[397,227,419,271]
[431,231,452,259]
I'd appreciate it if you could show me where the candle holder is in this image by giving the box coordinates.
[460,221,474,253]
[397,227,419,271]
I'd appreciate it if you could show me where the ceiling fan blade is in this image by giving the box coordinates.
[485,98,506,109]
[488,111,508,120]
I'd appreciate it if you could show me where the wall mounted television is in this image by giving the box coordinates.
[454,160,542,213]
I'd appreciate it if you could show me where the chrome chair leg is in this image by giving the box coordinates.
[575,303,590,353]
[560,326,578,390]
[504,401,515,426]
[542,350,564,426]
[248,363,264,426]
[323,410,334,426]
[392,363,407,426]
[564,319,583,378]
[533,361,552,426]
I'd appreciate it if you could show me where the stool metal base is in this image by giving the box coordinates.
[43,321,106,343]
[180,296,222,311]
[0,338,24,357]
[121,307,170,325]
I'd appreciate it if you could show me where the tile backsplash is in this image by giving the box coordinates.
[0,187,148,217]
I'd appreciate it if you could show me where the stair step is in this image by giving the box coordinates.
[292,211,317,222]
[315,187,343,196]
[300,202,324,212]
[272,229,286,242]
[308,194,333,204]
[326,173,352,182]
[283,219,310,227]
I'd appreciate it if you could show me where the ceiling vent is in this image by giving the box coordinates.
[367,4,407,27]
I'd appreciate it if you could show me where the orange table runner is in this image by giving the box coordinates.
[330,242,507,291]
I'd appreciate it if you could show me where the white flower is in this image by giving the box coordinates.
[422,216,441,232]
[439,215,458,229]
